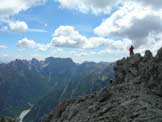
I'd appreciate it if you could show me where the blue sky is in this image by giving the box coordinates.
[0,0,162,63]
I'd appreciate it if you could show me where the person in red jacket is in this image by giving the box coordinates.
[129,45,134,56]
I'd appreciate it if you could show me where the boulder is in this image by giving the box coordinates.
[88,104,100,113]
[156,47,162,60]
[129,53,142,65]
[144,50,152,61]
[96,88,112,102]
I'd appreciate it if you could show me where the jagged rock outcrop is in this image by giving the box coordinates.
[43,48,162,122]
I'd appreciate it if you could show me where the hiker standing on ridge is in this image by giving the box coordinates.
[129,45,134,56]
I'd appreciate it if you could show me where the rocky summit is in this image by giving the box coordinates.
[42,48,162,122]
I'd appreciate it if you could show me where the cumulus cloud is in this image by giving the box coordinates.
[136,0,162,9]
[17,25,132,55]
[51,26,87,48]
[58,0,162,14]
[51,25,132,53]
[8,21,28,32]
[94,2,152,37]
[51,26,115,49]
[121,15,162,47]
[17,38,50,51]
[0,0,47,18]
[1,20,47,33]
[58,0,121,14]
[17,38,36,48]
[94,1,162,55]
[52,26,104,49]
[135,33,162,55]
[0,0,47,33]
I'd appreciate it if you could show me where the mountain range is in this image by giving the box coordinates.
[0,57,114,121]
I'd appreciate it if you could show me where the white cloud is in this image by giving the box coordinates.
[51,25,133,55]
[51,26,87,48]
[8,21,28,32]
[1,20,47,33]
[136,0,162,9]
[135,33,162,55]
[17,38,50,51]
[0,0,47,18]
[17,14,162,59]
[17,25,132,55]
[0,45,7,49]
[58,0,121,14]
[94,1,162,54]
[121,15,162,47]
[17,38,36,48]
[52,25,132,50]
[58,0,162,14]
[0,0,47,33]
[94,2,153,37]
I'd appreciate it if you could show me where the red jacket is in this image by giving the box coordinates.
[129,47,134,52]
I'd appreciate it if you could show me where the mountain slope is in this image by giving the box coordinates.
[43,48,162,122]
[24,62,114,122]
[0,57,80,116]
[0,59,50,116]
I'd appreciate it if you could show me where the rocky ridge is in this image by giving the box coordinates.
[43,48,162,122]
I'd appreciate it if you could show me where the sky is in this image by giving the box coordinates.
[0,0,162,63]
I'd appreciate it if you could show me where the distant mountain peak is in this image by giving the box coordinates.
[31,58,40,63]
[45,57,74,64]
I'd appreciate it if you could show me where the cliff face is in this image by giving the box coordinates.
[42,48,162,122]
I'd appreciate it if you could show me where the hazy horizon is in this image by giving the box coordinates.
[0,56,115,64]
